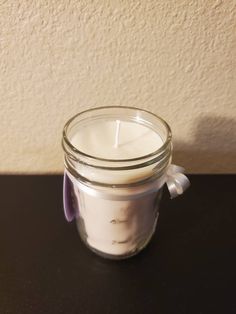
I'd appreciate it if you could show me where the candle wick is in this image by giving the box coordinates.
[114,120,121,148]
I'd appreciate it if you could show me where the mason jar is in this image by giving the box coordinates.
[62,106,173,259]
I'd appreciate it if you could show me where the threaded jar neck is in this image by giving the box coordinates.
[62,106,172,187]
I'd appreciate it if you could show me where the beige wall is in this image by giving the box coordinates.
[1,0,235,173]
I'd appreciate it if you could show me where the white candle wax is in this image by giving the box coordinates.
[71,120,163,160]
[71,119,165,256]
[71,120,164,184]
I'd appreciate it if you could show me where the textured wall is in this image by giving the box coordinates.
[0,0,235,173]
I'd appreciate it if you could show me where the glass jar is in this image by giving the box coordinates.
[62,106,172,259]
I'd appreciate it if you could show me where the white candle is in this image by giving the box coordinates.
[70,118,166,256]
[71,120,164,184]
[71,120,163,160]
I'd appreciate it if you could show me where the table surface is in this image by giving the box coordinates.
[0,175,236,314]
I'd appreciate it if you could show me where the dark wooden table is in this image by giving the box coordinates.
[0,175,236,314]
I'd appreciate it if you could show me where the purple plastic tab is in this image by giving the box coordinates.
[63,171,76,222]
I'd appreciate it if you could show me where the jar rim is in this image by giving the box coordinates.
[62,106,172,164]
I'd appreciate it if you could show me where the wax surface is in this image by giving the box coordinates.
[71,120,163,159]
